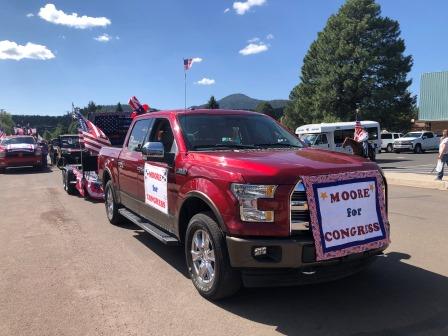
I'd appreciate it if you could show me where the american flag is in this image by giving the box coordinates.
[128,96,145,114]
[354,120,369,142]
[74,111,111,155]
[184,58,193,71]
[0,128,5,139]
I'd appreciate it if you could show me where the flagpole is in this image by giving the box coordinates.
[184,68,187,111]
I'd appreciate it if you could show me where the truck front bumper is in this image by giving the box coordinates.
[226,236,386,287]
[0,156,42,168]
[393,144,413,150]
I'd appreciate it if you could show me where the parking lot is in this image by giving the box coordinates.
[1,168,448,336]
[378,151,440,175]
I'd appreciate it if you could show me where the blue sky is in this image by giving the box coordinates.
[1,0,447,116]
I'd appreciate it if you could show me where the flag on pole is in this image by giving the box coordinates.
[74,110,111,155]
[184,58,193,71]
[354,120,369,143]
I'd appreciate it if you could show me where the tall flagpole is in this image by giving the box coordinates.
[184,64,187,111]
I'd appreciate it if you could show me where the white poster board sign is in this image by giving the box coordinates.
[144,163,168,214]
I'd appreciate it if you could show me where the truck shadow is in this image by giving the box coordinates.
[217,252,448,335]
[1,166,53,175]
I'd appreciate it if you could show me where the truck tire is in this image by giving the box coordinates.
[63,170,76,195]
[414,144,422,154]
[185,212,241,300]
[386,144,393,153]
[104,180,122,225]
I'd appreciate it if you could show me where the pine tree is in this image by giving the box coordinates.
[116,102,123,112]
[256,102,276,119]
[206,96,220,109]
[0,110,14,135]
[284,0,416,131]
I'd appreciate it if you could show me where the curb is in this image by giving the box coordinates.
[384,173,448,191]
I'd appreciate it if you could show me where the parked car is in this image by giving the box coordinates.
[380,132,403,153]
[0,135,44,172]
[98,109,390,300]
[393,131,439,153]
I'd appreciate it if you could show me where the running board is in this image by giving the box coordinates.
[118,208,179,246]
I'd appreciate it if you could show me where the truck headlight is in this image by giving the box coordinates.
[231,184,277,222]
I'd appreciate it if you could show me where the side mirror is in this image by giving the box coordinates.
[141,142,164,159]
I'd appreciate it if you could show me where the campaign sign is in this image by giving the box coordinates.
[302,171,390,261]
[144,163,168,214]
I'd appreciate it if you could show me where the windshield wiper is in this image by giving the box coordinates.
[254,143,302,148]
[193,144,256,150]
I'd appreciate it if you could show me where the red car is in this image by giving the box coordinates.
[0,136,44,172]
[98,109,390,300]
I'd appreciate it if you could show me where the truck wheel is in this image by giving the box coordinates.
[386,144,393,153]
[105,181,122,225]
[63,170,76,195]
[414,144,422,154]
[185,212,241,300]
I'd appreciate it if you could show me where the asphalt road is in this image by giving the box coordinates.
[1,168,448,336]
[377,151,440,175]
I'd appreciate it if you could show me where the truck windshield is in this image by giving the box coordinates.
[178,114,303,151]
[1,137,35,145]
[60,136,81,148]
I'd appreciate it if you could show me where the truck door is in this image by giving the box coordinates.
[118,119,153,213]
[139,118,178,233]
[422,132,433,150]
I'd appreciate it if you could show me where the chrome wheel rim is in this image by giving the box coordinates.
[106,188,114,219]
[191,229,215,290]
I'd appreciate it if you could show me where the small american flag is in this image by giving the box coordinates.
[128,96,145,114]
[0,128,5,139]
[354,120,369,142]
[74,110,111,155]
[184,58,193,71]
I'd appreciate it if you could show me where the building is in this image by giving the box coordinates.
[418,71,448,133]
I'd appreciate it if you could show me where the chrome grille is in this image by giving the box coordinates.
[290,181,311,234]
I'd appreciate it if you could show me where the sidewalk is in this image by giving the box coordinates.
[384,172,448,191]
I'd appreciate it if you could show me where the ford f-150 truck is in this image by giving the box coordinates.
[98,109,390,300]
[0,135,44,172]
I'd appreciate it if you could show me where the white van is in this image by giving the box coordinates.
[296,121,381,155]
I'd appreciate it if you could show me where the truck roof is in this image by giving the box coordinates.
[133,108,262,120]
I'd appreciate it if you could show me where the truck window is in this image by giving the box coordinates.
[127,119,152,152]
[334,129,353,145]
[424,132,434,138]
[149,118,177,154]
[381,134,392,140]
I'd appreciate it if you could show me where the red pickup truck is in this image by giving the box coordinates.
[98,109,389,300]
[0,135,44,172]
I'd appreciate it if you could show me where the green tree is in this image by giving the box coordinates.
[284,0,416,132]
[51,123,66,138]
[255,102,280,119]
[206,96,220,109]
[67,120,79,134]
[43,130,52,141]
[116,102,123,112]
[0,110,15,135]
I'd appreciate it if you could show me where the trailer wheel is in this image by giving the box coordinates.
[105,181,122,225]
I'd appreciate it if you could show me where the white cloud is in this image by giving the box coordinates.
[233,0,266,15]
[195,78,215,85]
[38,4,111,29]
[224,8,230,13]
[0,40,55,61]
[192,57,203,64]
[26,13,34,18]
[266,33,274,40]
[94,33,111,42]
[239,42,268,56]
[248,37,260,43]
[115,36,120,40]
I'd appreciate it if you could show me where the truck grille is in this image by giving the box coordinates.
[6,151,35,158]
[290,181,312,235]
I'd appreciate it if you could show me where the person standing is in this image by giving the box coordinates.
[435,129,448,180]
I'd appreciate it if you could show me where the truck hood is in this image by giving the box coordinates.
[395,137,419,142]
[188,148,378,185]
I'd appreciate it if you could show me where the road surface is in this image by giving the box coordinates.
[1,167,447,336]
[378,151,439,175]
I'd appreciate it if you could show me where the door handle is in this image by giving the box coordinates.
[118,161,124,169]
[137,166,144,175]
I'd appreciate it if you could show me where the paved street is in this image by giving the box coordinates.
[378,151,440,175]
[1,168,448,336]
